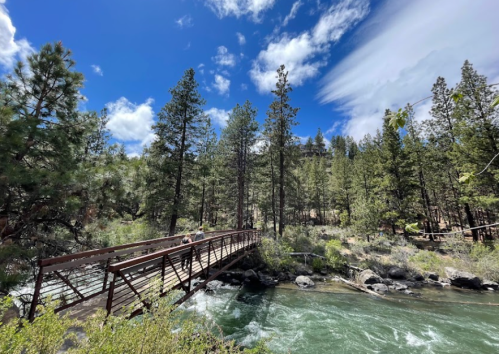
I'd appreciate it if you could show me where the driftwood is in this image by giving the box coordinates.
[338,277,385,298]
[289,252,326,259]
[345,264,365,272]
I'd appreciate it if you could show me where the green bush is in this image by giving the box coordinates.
[259,237,293,272]
[312,257,324,272]
[0,294,273,354]
[409,250,443,272]
[325,239,346,270]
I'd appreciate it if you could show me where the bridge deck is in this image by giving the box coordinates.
[30,230,260,321]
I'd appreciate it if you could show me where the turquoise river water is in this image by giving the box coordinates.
[180,282,499,354]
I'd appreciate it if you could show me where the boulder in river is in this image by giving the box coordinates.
[444,267,481,289]
[295,275,315,288]
[243,269,259,283]
[206,280,224,291]
[388,267,407,279]
[359,269,383,285]
[481,280,498,291]
[287,272,297,282]
[258,271,278,287]
[393,282,408,291]
[413,273,424,281]
[425,272,439,281]
[367,283,389,294]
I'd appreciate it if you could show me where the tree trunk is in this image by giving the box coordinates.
[464,202,478,241]
[270,148,277,235]
[278,122,285,237]
[169,119,187,236]
[199,181,205,226]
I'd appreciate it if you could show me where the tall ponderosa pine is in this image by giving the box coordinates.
[148,68,206,235]
[220,101,259,229]
[264,65,299,236]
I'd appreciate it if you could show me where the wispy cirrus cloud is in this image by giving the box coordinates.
[250,0,369,94]
[91,64,103,76]
[205,0,276,22]
[282,1,303,27]
[175,14,193,28]
[318,0,499,140]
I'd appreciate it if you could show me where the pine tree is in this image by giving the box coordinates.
[220,101,259,229]
[264,65,299,236]
[0,42,91,244]
[147,68,206,235]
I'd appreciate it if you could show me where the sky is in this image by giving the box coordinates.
[1,0,499,156]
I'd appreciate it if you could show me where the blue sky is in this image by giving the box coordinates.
[2,0,499,156]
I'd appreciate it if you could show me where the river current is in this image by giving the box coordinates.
[180,282,499,354]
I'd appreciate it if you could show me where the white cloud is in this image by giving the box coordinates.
[206,107,231,127]
[241,83,248,91]
[318,0,499,140]
[175,14,193,28]
[213,74,231,95]
[184,41,191,50]
[250,0,369,94]
[236,32,246,45]
[205,0,276,22]
[106,97,156,151]
[282,1,303,27]
[198,63,205,75]
[91,64,103,76]
[326,120,342,135]
[0,2,35,69]
[212,46,236,67]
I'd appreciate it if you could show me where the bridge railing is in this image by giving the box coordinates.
[28,229,233,321]
[105,230,261,317]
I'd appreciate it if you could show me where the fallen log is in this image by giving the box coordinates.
[345,264,365,272]
[338,277,385,298]
[289,252,326,259]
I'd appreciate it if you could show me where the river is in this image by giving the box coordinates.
[180,282,499,354]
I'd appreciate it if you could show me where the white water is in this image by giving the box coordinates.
[180,283,499,353]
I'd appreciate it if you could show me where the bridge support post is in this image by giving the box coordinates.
[106,273,117,316]
[29,265,44,322]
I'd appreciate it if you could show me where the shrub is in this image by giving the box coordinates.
[259,237,293,272]
[312,257,324,272]
[0,294,273,354]
[325,239,346,270]
[409,250,443,272]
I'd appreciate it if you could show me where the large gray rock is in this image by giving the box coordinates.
[359,269,383,285]
[257,272,278,287]
[295,275,315,288]
[295,264,313,276]
[482,280,499,290]
[243,269,259,282]
[393,282,408,291]
[425,272,439,281]
[367,283,389,294]
[388,267,407,279]
[444,267,481,289]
